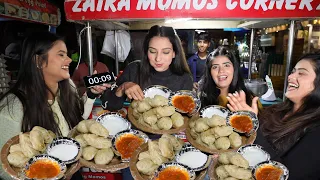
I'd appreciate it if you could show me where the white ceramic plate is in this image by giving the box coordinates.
[96,112,131,136]
[143,85,172,99]
[199,105,230,119]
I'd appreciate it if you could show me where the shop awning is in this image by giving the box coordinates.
[0,0,60,26]
[64,0,320,21]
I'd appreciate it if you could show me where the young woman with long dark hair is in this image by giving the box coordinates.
[101,25,193,111]
[0,32,107,179]
[199,46,259,114]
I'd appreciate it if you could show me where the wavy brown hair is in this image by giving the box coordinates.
[0,32,84,135]
[259,53,320,152]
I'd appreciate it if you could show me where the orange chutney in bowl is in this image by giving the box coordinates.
[230,115,253,133]
[172,95,195,113]
[115,134,144,159]
[256,165,283,180]
[156,166,190,180]
[25,159,60,179]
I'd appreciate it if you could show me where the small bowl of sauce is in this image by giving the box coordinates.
[169,90,201,115]
[226,111,259,135]
[153,162,195,180]
[23,154,66,180]
[253,160,289,180]
[112,129,149,162]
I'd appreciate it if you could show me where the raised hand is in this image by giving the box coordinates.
[116,82,144,100]
[226,90,259,115]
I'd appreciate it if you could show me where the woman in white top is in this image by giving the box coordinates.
[0,32,108,179]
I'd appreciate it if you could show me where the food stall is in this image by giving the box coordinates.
[1,0,319,180]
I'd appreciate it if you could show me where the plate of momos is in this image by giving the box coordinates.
[168,90,201,116]
[143,85,172,99]
[129,134,209,180]
[1,126,80,179]
[208,152,254,180]
[68,120,129,171]
[128,95,188,134]
[185,113,256,154]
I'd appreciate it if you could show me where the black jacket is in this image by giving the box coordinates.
[100,61,193,111]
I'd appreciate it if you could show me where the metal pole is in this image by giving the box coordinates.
[248,28,255,80]
[86,22,94,76]
[114,30,119,76]
[307,24,313,53]
[283,20,296,101]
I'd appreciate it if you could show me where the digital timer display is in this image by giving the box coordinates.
[83,72,116,88]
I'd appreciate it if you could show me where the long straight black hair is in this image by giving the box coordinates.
[138,25,190,88]
[199,46,253,107]
[260,53,320,152]
[0,32,83,135]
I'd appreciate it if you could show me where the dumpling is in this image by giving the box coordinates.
[213,126,233,137]
[154,106,175,117]
[148,95,168,107]
[157,117,173,130]
[189,120,196,128]
[224,177,238,180]
[230,153,249,169]
[194,118,210,133]
[171,112,184,128]
[75,134,88,148]
[77,120,96,133]
[132,109,141,119]
[151,123,160,130]
[19,133,40,158]
[7,151,29,168]
[32,126,53,144]
[208,143,217,150]
[158,137,174,159]
[224,165,252,179]
[138,151,151,160]
[9,144,22,153]
[216,165,229,179]
[136,158,159,175]
[131,100,139,109]
[30,129,45,151]
[215,137,230,150]
[143,109,158,125]
[83,134,112,149]
[82,146,98,161]
[200,129,215,145]
[161,134,183,151]
[89,122,109,138]
[218,152,236,165]
[137,100,152,113]
[206,115,226,127]
[148,140,168,165]
[229,132,242,148]
[94,148,114,165]
[190,128,199,139]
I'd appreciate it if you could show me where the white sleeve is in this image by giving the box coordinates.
[69,79,96,120]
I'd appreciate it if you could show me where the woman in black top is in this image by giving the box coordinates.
[253,54,320,179]
[101,25,192,111]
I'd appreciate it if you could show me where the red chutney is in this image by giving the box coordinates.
[156,167,189,180]
[230,115,253,133]
[25,159,60,179]
[172,95,195,113]
[115,134,144,159]
[256,165,283,180]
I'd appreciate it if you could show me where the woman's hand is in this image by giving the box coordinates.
[90,83,111,94]
[115,82,144,100]
[226,90,259,115]
[193,82,199,91]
